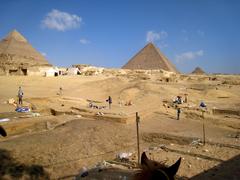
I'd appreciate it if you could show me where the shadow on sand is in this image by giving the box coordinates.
[190,154,240,180]
[0,148,49,179]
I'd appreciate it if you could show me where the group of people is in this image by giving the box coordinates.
[18,85,114,111]
[173,94,188,105]
[16,86,207,121]
[175,103,207,120]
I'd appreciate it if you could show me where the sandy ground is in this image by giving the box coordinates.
[0,74,240,179]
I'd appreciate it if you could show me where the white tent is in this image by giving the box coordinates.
[67,67,81,75]
[45,67,59,77]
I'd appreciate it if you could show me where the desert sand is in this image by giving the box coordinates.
[0,72,239,179]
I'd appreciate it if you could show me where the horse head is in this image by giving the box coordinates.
[135,152,181,180]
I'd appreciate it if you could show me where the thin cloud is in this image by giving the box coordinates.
[159,41,168,48]
[146,30,168,43]
[80,38,90,44]
[42,9,82,31]
[41,52,47,56]
[175,50,204,63]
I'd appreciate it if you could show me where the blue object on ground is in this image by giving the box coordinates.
[15,107,30,113]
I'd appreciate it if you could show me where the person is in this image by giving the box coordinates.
[184,94,188,103]
[200,101,207,109]
[173,96,182,104]
[59,87,63,96]
[177,107,181,120]
[18,86,24,105]
[106,96,112,109]
[177,96,183,104]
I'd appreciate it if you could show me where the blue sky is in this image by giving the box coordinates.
[0,0,240,73]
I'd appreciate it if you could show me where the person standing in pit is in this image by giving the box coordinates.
[106,96,112,109]
[18,86,24,106]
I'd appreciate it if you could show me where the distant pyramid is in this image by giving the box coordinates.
[191,67,205,75]
[0,29,51,68]
[122,43,178,73]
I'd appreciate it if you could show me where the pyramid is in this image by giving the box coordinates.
[191,67,205,75]
[122,43,178,73]
[0,30,51,69]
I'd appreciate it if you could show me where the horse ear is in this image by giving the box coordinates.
[166,157,181,176]
[141,152,149,165]
[0,125,7,137]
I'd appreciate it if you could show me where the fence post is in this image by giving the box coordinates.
[136,112,140,165]
[202,110,206,145]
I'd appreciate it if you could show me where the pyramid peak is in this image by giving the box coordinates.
[146,42,155,47]
[147,42,154,45]
[192,66,205,74]
[194,67,204,71]
[4,29,27,42]
[145,42,160,51]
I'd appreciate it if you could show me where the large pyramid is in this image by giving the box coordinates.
[122,43,178,73]
[0,30,51,75]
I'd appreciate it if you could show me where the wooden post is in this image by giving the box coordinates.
[136,112,140,165]
[202,110,206,145]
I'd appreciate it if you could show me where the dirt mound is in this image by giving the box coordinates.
[204,89,236,98]
[119,87,141,102]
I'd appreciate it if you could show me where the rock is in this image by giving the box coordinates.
[149,146,158,151]
[117,152,133,160]
[8,98,15,104]
[96,112,104,116]
[159,144,166,148]
[190,139,202,146]
[46,121,52,130]
[32,113,40,117]
[80,167,89,177]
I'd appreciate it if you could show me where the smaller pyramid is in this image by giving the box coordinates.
[122,43,178,73]
[191,67,206,74]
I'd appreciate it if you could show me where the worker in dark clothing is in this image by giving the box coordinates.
[177,107,181,120]
[18,86,24,105]
[106,96,112,109]
[184,93,188,103]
